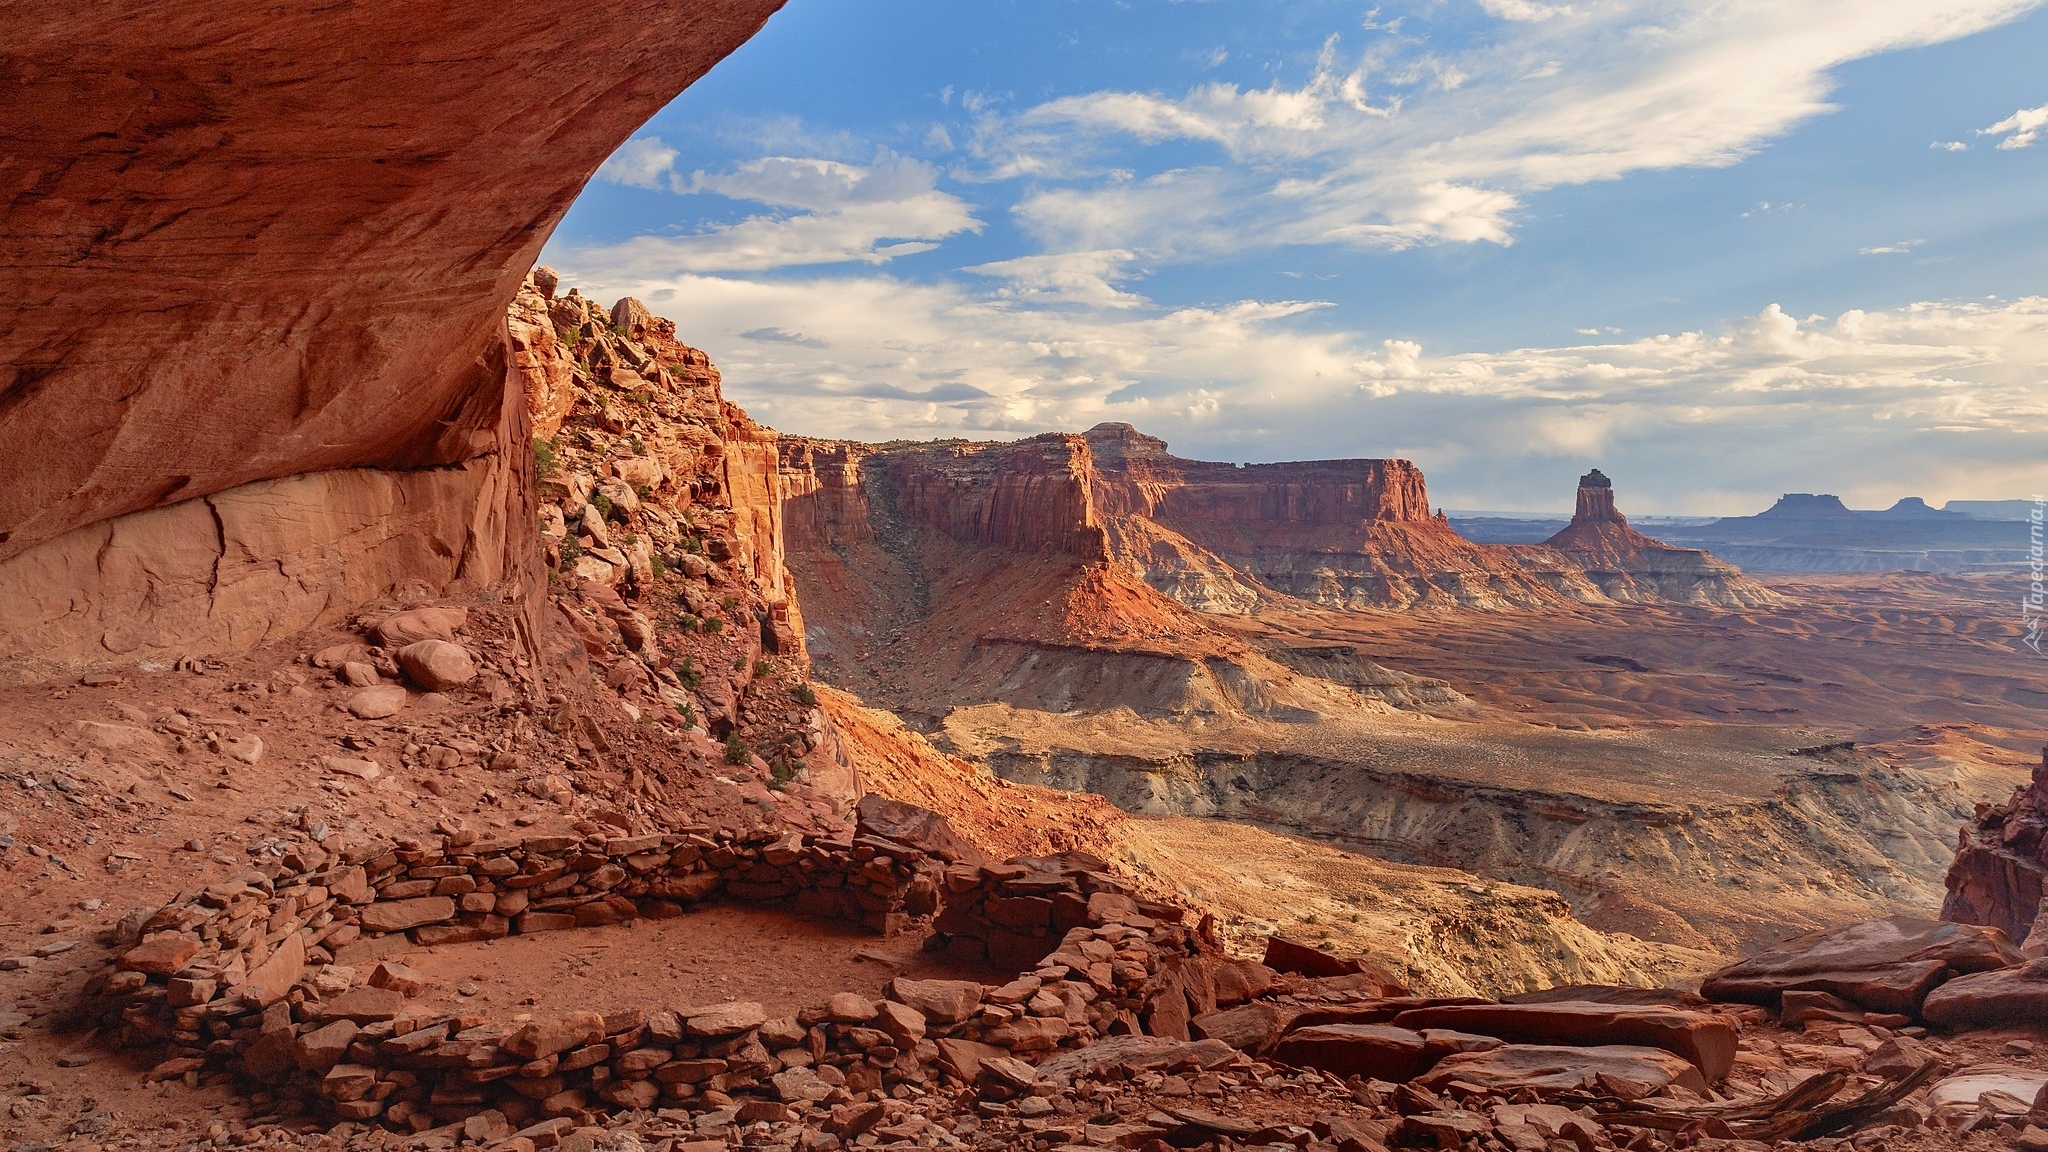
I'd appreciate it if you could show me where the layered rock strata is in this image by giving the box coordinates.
[779,424,1776,623]
[0,0,785,677]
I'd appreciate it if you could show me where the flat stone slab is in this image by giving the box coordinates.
[1391,1000,1738,1082]
[1920,960,2048,1028]
[1271,1023,1433,1081]
[358,896,456,934]
[1419,1043,1709,1098]
[1700,916,2021,1016]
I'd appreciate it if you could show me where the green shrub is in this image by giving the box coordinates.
[791,683,818,707]
[651,555,666,579]
[702,617,724,635]
[675,655,701,689]
[682,536,703,555]
[559,537,583,566]
[674,701,696,727]
[753,658,772,678]
[533,438,559,478]
[676,613,699,634]
[724,732,749,766]
[591,492,615,521]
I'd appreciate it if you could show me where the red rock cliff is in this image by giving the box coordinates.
[779,439,879,551]
[1944,749,2048,952]
[0,0,784,680]
[1085,422,1433,530]
[876,436,1110,561]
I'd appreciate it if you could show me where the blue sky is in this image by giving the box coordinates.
[545,0,2048,514]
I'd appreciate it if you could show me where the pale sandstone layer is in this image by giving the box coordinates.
[0,0,785,676]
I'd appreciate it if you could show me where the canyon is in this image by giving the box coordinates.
[3,4,2046,1150]
[769,425,2035,972]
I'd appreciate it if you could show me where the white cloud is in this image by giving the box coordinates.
[573,152,981,274]
[596,137,682,190]
[1859,239,1924,255]
[1932,140,1970,152]
[1981,101,2048,149]
[974,0,2040,260]
[1479,0,1578,20]
[967,250,1148,309]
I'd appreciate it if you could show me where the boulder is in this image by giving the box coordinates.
[70,721,164,753]
[1034,1035,1236,1084]
[593,476,640,516]
[1210,957,1277,1005]
[933,1038,1009,1083]
[614,456,662,492]
[121,933,200,975]
[321,756,383,780]
[975,1056,1039,1100]
[1864,1035,1932,1078]
[502,1011,606,1060]
[371,607,467,647]
[1418,1043,1710,1098]
[1390,1001,1738,1082]
[318,986,406,1023]
[1270,1024,1435,1081]
[611,297,657,339]
[826,992,877,1023]
[368,960,429,997]
[1263,935,1363,978]
[345,685,408,719]
[358,896,455,933]
[1699,917,2022,1016]
[293,1020,359,1071]
[873,1000,926,1045]
[856,796,988,865]
[1191,1002,1292,1054]
[986,1015,1069,1052]
[395,639,477,691]
[685,1001,767,1036]
[1921,959,2048,1028]
[1927,1068,2048,1121]
[887,978,983,1024]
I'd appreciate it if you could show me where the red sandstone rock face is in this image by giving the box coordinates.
[1944,749,2048,950]
[780,440,879,551]
[884,436,1110,561]
[0,0,784,674]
